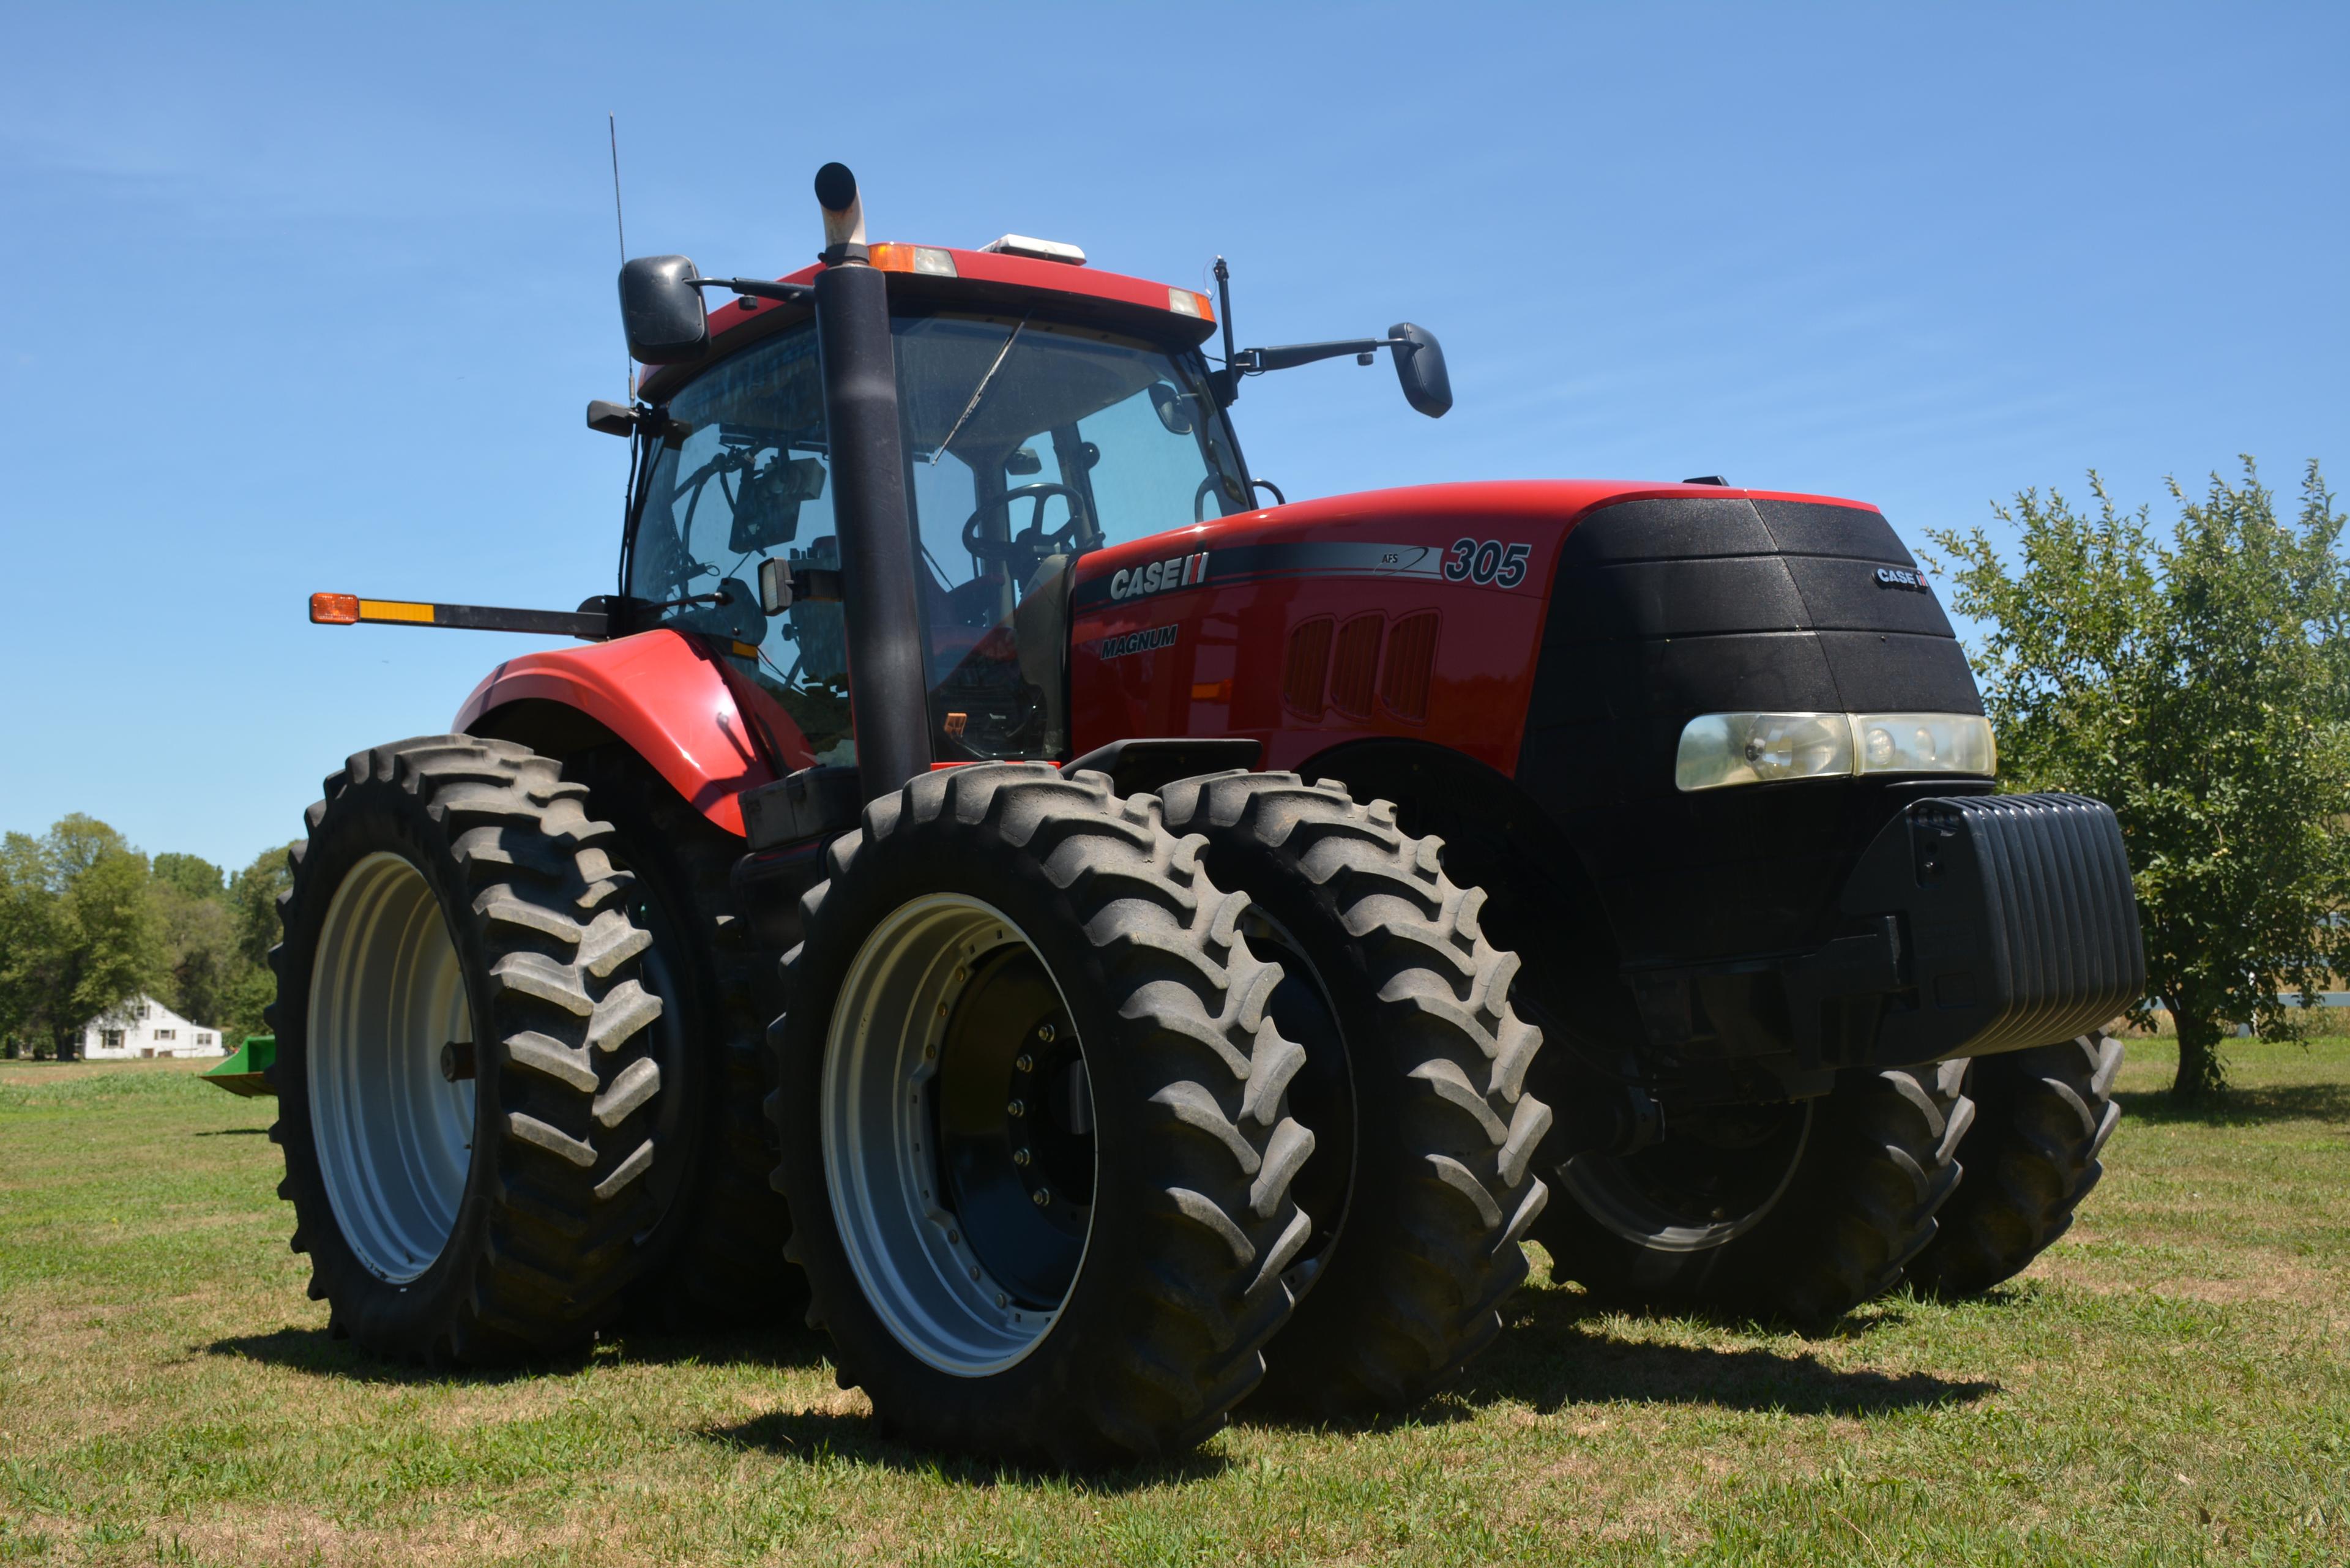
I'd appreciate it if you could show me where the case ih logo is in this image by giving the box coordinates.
[1874,567,1931,592]
[1110,551,1209,600]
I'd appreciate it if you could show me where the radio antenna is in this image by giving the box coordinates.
[608,113,632,402]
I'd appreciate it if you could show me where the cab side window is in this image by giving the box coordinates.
[628,326,854,765]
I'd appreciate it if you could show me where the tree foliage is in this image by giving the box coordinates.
[216,842,297,1043]
[1929,459,2350,1098]
[151,852,226,903]
[0,816,163,1058]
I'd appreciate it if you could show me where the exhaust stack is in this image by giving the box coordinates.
[810,162,931,802]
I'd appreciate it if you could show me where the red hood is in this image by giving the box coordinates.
[1075,479,1880,578]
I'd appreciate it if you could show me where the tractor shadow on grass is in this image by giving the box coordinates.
[2113,1080,2350,1129]
[701,1408,1233,1488]
[1433,1282,1999,1422]
[204,1320,836,1384]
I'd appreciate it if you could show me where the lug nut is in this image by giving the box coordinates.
[947,1229,960,1245]
[996,1293,1009,1308]
[1031,1189,1051,1208]
[1007,1099,1026,1118]
[1036,1023,1056,1043]
[1015,1053,1033,1073]
[1011,1148,1031,1168]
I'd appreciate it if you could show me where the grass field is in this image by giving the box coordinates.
[2,1040,2345,1566]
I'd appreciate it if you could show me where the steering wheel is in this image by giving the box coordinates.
[961,483,1090,572]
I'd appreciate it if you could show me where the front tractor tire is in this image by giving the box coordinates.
[1532,1062,1973,1329]
[1905,1031,2124,1299]
[769,764,1315,1467]
[1157,772,1551,1422]
[267,736,669,1362]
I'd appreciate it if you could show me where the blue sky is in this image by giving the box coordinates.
[1,2,2343,872]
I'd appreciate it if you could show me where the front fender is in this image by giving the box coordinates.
[453,629,790,837]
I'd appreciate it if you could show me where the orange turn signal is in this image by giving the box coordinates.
[311,592,359,624]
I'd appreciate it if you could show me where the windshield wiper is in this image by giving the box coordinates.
[929,315,1028,465]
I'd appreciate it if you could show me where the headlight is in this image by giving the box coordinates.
[1851,712,1997,778]
[1675,711,1996,792]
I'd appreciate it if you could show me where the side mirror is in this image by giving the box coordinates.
[1147,381,1194,435]
[619,255,710,365]
[1388,322,1452,419]
[758,558,794,616]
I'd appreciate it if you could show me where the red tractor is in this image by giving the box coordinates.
[272,165,2143,1465]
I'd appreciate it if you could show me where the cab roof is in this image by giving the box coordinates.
[635,244,1217,406]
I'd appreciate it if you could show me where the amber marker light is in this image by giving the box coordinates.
[357,599,436,624]
[310,592,360,624]
[868,243,957,277]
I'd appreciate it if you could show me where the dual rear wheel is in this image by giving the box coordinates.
[270,736,786,1362]
[769,764,1555,1458]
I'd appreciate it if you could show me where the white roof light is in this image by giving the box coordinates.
[981,234,1087,266]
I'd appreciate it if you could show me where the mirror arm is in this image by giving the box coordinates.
[685,277,815,307]
[1233,337,1411,375]
[586,400,689,443]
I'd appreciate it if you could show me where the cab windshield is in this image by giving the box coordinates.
[625,310,1248,767]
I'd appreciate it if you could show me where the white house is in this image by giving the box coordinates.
[79,995,225,1059]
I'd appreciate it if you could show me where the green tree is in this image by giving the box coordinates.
[215,842,299,1044]
[0,835,59,1056]
[1930,459,2350,1099]
[0,816,165,1059]
[151,877,241,1034]
[152,852,227,904]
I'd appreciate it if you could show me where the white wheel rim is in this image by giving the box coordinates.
[308,851,475,1283]
[822,895,1095,1376]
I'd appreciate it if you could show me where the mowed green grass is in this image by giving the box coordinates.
[2,1042,2345,1567]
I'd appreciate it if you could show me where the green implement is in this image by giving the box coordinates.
[203,1036,277,1097]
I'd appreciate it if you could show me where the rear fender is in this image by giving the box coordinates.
[453,629,798,838]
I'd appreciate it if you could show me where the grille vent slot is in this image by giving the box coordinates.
[1329,615,1383,719]
[1283,617,1334,717]
[1379,612,1439,722]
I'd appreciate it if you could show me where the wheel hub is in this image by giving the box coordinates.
[933,949,1092,1308]
[1561,1099,1813,1252]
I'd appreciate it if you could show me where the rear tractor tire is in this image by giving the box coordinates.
[267,736,670,1362]
[559,745,799,1331]
[1532,1061,1972,1329]
[1157,772,1551,1422]
[769,764,1315,1466]
[1905,1031,2124,1299]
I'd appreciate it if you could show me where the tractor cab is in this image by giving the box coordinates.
[621,264,1251,767]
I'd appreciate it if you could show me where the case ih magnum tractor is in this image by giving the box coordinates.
[271,164,2143,1464]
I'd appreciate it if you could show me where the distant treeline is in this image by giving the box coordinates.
[0,817,293,1059]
